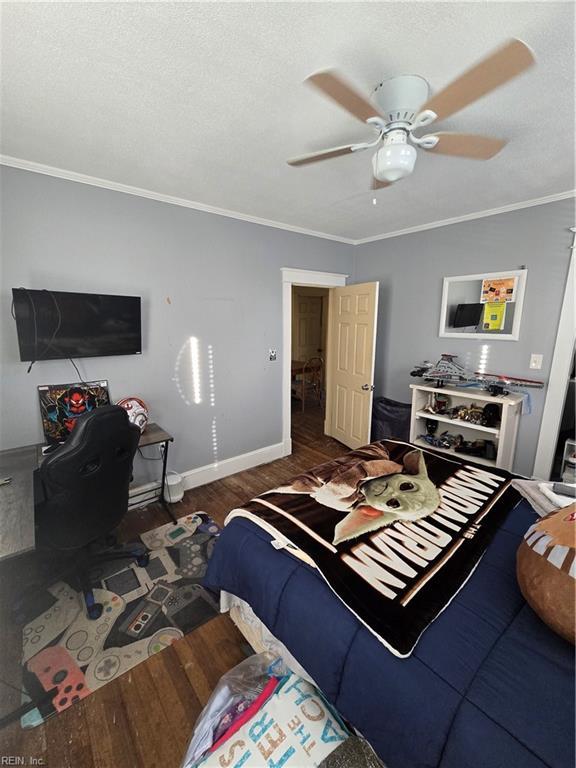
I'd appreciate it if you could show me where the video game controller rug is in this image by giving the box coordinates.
[19,512,220,728]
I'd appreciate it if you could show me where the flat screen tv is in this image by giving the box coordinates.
[12,288,142,361]
[452,302,483,329]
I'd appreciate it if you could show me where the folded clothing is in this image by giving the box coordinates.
[182,654,275,764]
[209,677,280,754]
[212,699,252,745]
[539,482,575,509]
[511,478,574,517]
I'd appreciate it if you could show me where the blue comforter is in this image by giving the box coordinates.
[205,500,575,768]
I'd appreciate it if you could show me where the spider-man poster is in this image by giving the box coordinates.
[38,380,110,444]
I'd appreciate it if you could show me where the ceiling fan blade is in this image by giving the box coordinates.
[425,132,507,159]
[307,70,383,123]
[287,143,359,166]
[371,176,391,190]
[420,39,535,122]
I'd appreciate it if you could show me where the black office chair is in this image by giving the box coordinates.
[33,405,149,620]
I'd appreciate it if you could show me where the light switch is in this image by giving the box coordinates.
[269,349,277,361]
[529,353,543,370]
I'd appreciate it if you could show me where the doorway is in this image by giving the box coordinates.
[281,268,380,456]
[291,286,329,446]
[281,268,346,455]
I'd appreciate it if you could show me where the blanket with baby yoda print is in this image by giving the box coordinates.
[225,439,521,657]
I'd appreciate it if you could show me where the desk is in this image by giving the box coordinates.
[0,422,176,562]
[0,445,37,562]
[128,422,176,523]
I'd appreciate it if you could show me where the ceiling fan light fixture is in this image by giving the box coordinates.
[292,41,535,189]
[373,138,417,182]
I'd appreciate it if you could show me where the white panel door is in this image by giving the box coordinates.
[293,293,324,361]
[325,282,379,449]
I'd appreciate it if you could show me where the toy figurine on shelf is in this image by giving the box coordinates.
[418,431,456,450]
[433,394,450,414]
[418,432,497,461]
[449,402,501,428]
[453,436,497,461]
[411,353,544,396]
[450,403,485,425]
[418,433,450,449]
[451,404,469,422]
[482,403,501,428]
[425,419,438,435]
[423,393,451,415]
[422,397,436,414]
[466,405,486,425]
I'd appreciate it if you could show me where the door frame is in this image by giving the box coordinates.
[533,231,576,479]
[281,268,348,455]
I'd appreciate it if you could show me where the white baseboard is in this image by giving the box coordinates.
[181,442,287,491]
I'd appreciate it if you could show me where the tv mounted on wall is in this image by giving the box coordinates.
[12,288,142,362]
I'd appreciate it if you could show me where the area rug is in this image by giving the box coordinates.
[20,513,220,727]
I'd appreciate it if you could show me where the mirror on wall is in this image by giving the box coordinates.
[439,269,527,341]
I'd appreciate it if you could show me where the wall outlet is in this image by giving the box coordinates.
[269,349,277,362]
[529,353,543,370]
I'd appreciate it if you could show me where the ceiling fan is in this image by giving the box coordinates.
[287,39,535,189]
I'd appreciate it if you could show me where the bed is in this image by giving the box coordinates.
[204,446,575,768]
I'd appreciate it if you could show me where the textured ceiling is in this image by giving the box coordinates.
[1,2,574,241]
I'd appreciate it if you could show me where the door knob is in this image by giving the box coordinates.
[361,384,374,391]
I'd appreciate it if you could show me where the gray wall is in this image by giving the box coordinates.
[352,198,575,476]
[0,166,352,479]
[1,166,572,480]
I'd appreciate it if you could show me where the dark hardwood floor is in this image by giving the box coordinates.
[0,404,344,767]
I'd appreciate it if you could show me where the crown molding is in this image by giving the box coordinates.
[352,190,576,245]
[1,155,573,247]
[0,155,355,245]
